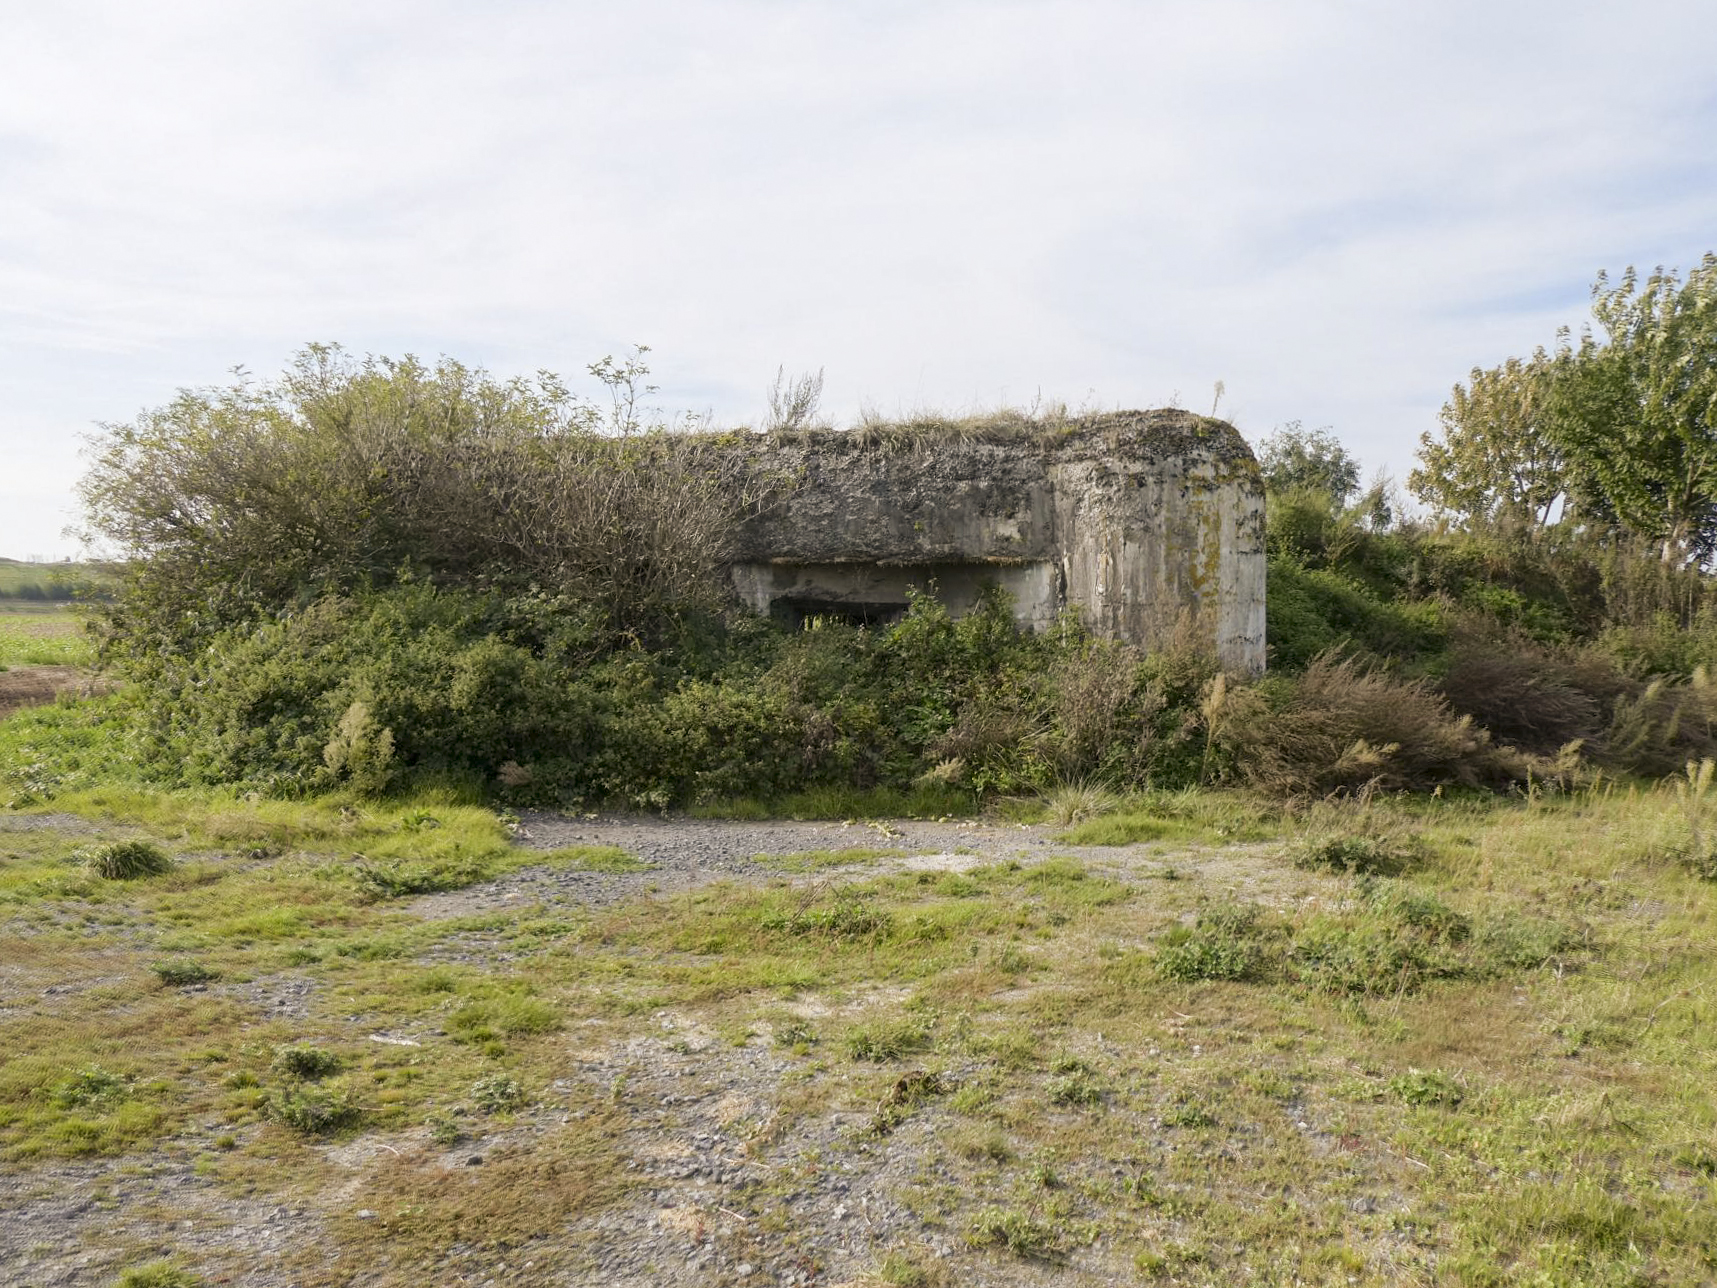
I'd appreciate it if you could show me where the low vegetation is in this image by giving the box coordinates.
[0,781,1713,1284]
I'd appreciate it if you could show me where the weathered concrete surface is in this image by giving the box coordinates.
[727,410,1266,673]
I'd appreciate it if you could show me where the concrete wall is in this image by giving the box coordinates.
[725,410,1266,673]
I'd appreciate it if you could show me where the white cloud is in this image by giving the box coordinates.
[3,0,1715,554]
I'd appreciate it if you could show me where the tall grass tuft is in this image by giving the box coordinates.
[1039,779,1119,826]
[1674,757,1717,879]
[82,840,173,880]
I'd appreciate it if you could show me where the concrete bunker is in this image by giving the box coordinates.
[726,409,1267,674]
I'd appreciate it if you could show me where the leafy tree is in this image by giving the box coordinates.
[1409,352,1566,530]
[1256,423,1361,505]
[1550,255,1717,564]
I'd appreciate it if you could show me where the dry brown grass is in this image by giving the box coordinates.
[1223,651,1511,796]
[319,1112,628,1281]
[1438,638,1600,754]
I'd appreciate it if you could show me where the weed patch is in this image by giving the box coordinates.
[1388,1068,1464,1107]
[150,959,219,987]
[870,1069,952,1133]
[544,844,650,873]
[1156,901,1267,982]
[755,847,903,872]
[448,993,561,1043]
[49,1065,132,1110]
[471,1074,525,1113]
[968,1208,1066,1262]
[847,1015,934,1062]
[1289,916,1456,997]
[1291,831,1423,876]
[116,1264,203,1288]
[766,888,894,941]
[351,858,489,898]
[268,1084,361,1135]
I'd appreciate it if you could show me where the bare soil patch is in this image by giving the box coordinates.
[0,665,100,719]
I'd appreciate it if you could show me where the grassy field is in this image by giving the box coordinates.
[1,733,1715,1284]
[0,607,93,669]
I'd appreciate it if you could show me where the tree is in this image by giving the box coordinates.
[1550,255,1717,564]
[1256,423,1361,505]
[1409,352,1566,530]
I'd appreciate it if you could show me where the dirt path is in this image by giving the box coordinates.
[0,665,94,719]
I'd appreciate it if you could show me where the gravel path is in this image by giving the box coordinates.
[408,811,1088,923]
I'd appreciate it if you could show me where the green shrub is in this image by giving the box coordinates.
[1265,558,1445,668]
[471,1074,525,1113]
[271,1045,342,1080]
[268,1085,360,1135]
[83,840,172,880]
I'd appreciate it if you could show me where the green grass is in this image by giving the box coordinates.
[0,607,94,667]
[1055,789,1280,846]
[753,846,906,872]
[541,845,650,873]
[115,1263,203,1288]
[5,759,1717,1284]
[691,783,978,820]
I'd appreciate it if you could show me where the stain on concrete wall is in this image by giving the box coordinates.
[725,410,1266,673]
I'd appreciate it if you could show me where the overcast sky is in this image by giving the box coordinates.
[3,0,1715,558]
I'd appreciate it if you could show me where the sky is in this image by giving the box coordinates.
[3,0,1715,558]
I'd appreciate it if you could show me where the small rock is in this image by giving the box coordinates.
[467,1154,484,1166]
[356,1209,377,1219]
[736,1264,753,1276]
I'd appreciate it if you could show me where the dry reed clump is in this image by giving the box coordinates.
[1220,651,1510,797]
[1672,757,1717,880]
[1436,634,1600,754]
[1602,672,1717,778]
